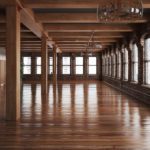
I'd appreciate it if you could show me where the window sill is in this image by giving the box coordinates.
[130,81,138,85]
[123,80,128,82]
[141,84,150,88]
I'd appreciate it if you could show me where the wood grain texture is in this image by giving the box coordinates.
[0,80,150,149]
[41,35,48,99]
[6,5,21,121]
[0,60,6,120]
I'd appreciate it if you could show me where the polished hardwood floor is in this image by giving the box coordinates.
[0,80,150,149]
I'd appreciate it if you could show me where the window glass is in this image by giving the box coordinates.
[36,66,41,74]
[49,57,53,74]
[75,57,83,75]
[76,66,83,74]
[23,66,31,74]
[62,57,70,75]
[89,66,96,74]
[36,57,41,65]
[23,57,31,75]
[123,49,128,80]
[89,57,96,65]
[88,57,97,75]
[63,66,70,74]
[144,38,150,84]
[23,57,31,65]
[63,57,70,65]
[36,57,41,74]
[117,52,121,78]
[76,57,83,65]
[131,43,138,82]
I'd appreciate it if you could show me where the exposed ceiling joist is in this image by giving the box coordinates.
[35,13,147,23]
[21,0,150,9]
[53,37,118,41]
[48,32,125,37]
[44,23,133,32]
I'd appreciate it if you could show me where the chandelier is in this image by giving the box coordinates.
[97,0,143,22]
[81,32,102,56]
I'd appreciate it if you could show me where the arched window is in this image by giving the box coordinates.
[144,38,150,85]
[123,48,128,80]
[116,50,121,79]
[131,43,138,82]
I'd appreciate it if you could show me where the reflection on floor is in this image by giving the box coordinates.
[1,80,150,149]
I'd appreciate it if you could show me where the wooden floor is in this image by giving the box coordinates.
[0,81,150,149]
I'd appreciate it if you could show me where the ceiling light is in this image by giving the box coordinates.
[97,0,143,22]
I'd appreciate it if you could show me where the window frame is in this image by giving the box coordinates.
[123,48,129,81]
[88,56,97,75]
[116,51,121,79]
[143,38,150,85]
[22,56,32,75]
[62,56,71,75]
[36,56,41,75]
[49,57,53,75]
[131,43,138,83]
[75,56,84,75]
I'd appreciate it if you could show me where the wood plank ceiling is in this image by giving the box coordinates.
[0,0,150,53]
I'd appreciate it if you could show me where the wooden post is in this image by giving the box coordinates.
[84,54,88,79]
[57,53,62,80]
[71,53,75,79]
[53,45,57,84]
[41,35,48,99]
[6,5,21,121]
[31,53,36,76]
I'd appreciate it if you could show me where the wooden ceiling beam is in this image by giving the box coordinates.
[20,41,41,43]
[51,35,123,39]
[19,2,55,48]
[53,37,119,41]
[22,0,150,9]
[60,49,103,52]
[56,39,117,44]
[57,43,111,46]
[56,41,116,44]
[21,43,41,46]
[48,32,125,37]
[44,23,133,32]
[143,0,150,8]
[20,9,47,39]
[0,0,16,6]
[35,13,147,23]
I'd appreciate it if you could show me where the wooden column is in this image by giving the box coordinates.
[41,35,48,99]
[53,45,57,84]
[57,53,62,80]
[71,54,75,79]
[6,5,21,121]
[31,53,36,76]
[84,54,88,79]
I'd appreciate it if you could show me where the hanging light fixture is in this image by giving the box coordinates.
[84,31,102,56]
[97,0,143,22]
